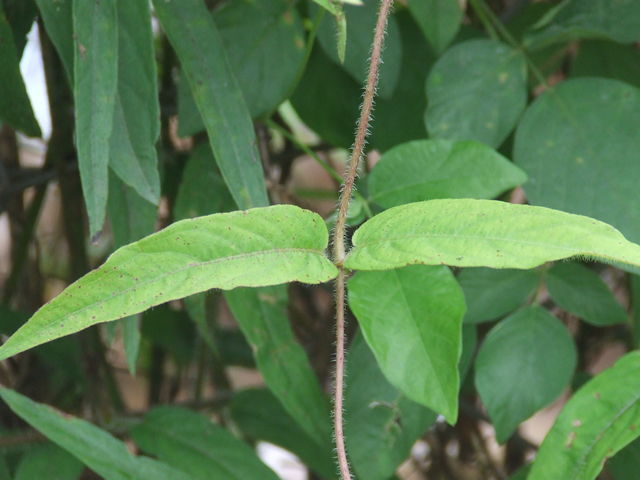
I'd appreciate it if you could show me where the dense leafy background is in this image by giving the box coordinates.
[1,1,640,479]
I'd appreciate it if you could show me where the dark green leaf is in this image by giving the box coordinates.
[370,9,434,152]
[529,352,640,480]
[291,44,360,149]
[4,0,38,53]
[34,0,73,80]
[348,265,466,422]
[0,205,337,360]
[0,388,191,480]
[317,1,402,99]
[216,0,306,118]
[459,324,477,381]
[108,0,160,205]
[14,443,83,480]
[173,143,235,220]
[407,0,462,53]
[0,1,41,136]
[458,268,539,324]
[425,39,527,147]
[546,262,627,326]
[141,306,194,366]
[225,286,332,449]
[133,407,279,480]
[345,199,640,272]
[571,40,640,89]
[345,332,437,480]
[73,0,118,236]
[107,172,156,250]
[230,388,336,479]
[526,0,640,49]
[368,139,526,209]
[632,275,640,348]
[514,78,640,242]
[608,438,640,480]
[152,0,268,209]
[475,306,576,443]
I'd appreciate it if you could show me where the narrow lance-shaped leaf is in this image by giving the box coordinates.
[0,0,41,136]
[132,407,280,480]
[345,199,640,272]
[225,286,332,450]
[73,0,118,236]
[34,0,73,80]
[109,0,160,204]
[528,351,640,480]
[0,205,338,361]
[0,388,191,480]
[152,0,268,210]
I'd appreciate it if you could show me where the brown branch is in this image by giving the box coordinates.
[331,1,394,478]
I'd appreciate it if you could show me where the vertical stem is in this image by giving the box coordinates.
[331,1,394,478]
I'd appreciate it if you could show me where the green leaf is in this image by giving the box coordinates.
[528,351,640,480]
[632,275,640,348]
[291,44,360,149]
[344,199,640,272]
[407,0,462,53]
[0,387,191,480]
[608,438,640,480]
[230,388,336,479]
[4,0,38,53]
[35,0,73,80]
[225,286,332,449]
[0,1,41,136]
[107,172,156,250]
[216,0,306,118]
[0,205,337,360]
[525,0,640,49]
[345,332,437,480]
[132,407,279,480]
[108,0,160,205]
[173,143,235,220]
[152,0,268,210]
[370,9,434,152]
[0,456,9,480]
[475,306,576,443]
[546,262,627,326]
[14,443,83,480]
[571,40,640,89]
[368,139,526,208]
[458,268,539,324]
[310,0,339,15]
[425,39,527,148]
[141,306,194,366]
[514,78,640,242]
[348,265,466,423]
[73,0,118,236]
[122,315,140,376]
[317,0,402,99]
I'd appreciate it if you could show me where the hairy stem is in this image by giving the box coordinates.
[331,1,394,478]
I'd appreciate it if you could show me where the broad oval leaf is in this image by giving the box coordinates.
[348,264,466,422]
[546,262,628,326]
[345,332,437,480]
[152,0,268,210]
[225,286,332,450]
[408,0,462,54]
[475,306,577,443]
[459,268,539,324]
[528,351,640,480]
[0,205,337,361]
[368,139,526,208]
[132,407,280,480]
[425,39,527,148]
[514,78,640,242]
[344,199,640,272]
[317,0,402,99]
[73,0,118,236]
[0,388,191,480]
